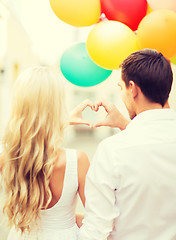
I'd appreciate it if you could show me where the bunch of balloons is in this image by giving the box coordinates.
[49,0,176,87]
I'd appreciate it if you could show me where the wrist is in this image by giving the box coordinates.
[119,118,130,130]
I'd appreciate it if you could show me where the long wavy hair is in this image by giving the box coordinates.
[2,66,69,233]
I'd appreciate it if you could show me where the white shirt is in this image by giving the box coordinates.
[80,109,176,240]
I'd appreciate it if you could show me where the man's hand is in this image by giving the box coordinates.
[92,99,130,130]
[69,99,94,126]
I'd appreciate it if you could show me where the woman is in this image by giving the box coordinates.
[0,66,90,240]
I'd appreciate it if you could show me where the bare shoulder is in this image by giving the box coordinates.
[53,149,66,171]
[77,150,90,182]
[77,150,90,168]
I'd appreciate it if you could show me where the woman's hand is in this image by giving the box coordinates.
[69,99,94,126]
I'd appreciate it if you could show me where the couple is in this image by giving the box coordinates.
[1,49,176,240]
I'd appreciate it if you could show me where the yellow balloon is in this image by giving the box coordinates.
[86,20,139,70]
[49,0,101,27]
[146,4,152,15]
[137,9,176,59]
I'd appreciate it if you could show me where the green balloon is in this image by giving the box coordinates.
[171,56,176,65]
[60,42,112,87]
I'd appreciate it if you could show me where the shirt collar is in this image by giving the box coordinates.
[126,108,176,130]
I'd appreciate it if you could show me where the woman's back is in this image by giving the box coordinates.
[7,148,80,240]
[1,66,89,239]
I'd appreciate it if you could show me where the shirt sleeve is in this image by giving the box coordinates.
[79,140,120,240]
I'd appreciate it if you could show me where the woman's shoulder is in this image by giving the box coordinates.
[76,149,90,179]
[55,148,90,178]
[52,149,66,172]
[76,150,89,165]
[64,148,89,165]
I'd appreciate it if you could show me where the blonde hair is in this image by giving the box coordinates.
[2,66,69,232]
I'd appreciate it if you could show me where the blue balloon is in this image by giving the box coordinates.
[60,42,112,87]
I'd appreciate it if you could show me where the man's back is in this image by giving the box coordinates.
[81,109,176,240]
[110,109,176,239]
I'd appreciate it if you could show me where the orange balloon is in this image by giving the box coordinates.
[137,9,176,59]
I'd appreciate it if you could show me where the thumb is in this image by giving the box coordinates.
[79,119,91,126]
[93,119,108,128]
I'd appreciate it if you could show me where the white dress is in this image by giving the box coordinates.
[7,149,80,240]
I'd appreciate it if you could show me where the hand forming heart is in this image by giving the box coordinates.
[69,99,129,130]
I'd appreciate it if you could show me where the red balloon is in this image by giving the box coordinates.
[101,0,148,31]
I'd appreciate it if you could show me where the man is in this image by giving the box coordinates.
[78,49,176,240]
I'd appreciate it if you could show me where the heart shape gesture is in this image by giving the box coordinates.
[69,99,129,130]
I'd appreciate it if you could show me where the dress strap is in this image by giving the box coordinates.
[63,149,78,193]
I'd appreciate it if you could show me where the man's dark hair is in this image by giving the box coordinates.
[120,49,173,106]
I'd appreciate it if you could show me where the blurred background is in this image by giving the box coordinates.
[0,0,176,239]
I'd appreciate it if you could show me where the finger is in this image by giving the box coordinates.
[92,104,99,112]
[93,99,112,113]
[79,99,94,111]
[79,120,92,126]
[93,100,104,112]
[93,120,108,128]
[89,124,95,129]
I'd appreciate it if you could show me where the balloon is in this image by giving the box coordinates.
[146,4,153,15]
[147,0,176,12]
[137,9,176,59]
[100,0,148,31]
[86,21,139,70]
[49,0,101,27]
[60,43,112,87]
[171,56,176,65]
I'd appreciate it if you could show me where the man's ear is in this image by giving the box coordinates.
[129,80,138,99]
